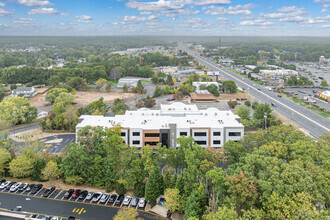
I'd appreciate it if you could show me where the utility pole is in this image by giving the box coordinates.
[264,113,268,129]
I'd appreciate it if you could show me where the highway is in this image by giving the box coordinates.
[181,46,330,138]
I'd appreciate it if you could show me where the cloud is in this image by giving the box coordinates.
[193,0,231,6]
[0,2,5,7]
[314,0,330,3]
[321,24,330,27]
[28,7,57,15]
[260,9,306,19]
[204,3,256,15]
[176,17,211,28]
[323,4,330,7]
[13,17,33,24]
[0,8,14,16]
[321,8,328,12]
[216,17,229,21]
[240,19,273,26]
[277,6,303,12]
[60,13,69,16]
[76,15,93,23]
[122,15,158,24]
[16,0,53,7]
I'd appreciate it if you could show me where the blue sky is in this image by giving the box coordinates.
[0,0,329,36]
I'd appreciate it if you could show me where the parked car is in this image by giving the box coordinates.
[311,100,317,104]
[108,194,117,204]
[43,186,56,197]
[115,195,124,206]
[64,189,74,198]
[100,193,110,203]
[0,179,5,185]
[86,191,94,200]
[0,181,11,190]
[78,190,88,200]
[72,189,81,198]
[41,216,51,220]
[68,217,75,220]
[6,182,16,190]
[51,217,59,220]
[271,102,276,107]
[92,192,102,202]
[278,94,282,97]
[138,198,146,208]
[123,196,131,206]
[166,98,175,101]
[10,182,22,192]
[26,184,35,192]
[31,184,43,194]
[18,183,29,191]
[130,197,139,207]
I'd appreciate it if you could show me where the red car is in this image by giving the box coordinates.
[72,189,81,198]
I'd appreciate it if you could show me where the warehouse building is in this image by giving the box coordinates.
[76,102,244,149]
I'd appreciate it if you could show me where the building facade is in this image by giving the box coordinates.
[76,102,244,149]
[12,87,37,98]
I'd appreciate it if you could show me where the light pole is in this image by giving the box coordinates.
[264,113,267,129]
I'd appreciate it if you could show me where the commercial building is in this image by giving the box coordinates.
[12,87,37,98]
[318,90,330,101]
[117,78,141,88]
[190,90,217,102]
[76,102,244,149]
[259,69,298,79]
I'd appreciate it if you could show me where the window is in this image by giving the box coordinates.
[195,141,207,145]
[213,132,221,136]
[133,140,140,145]
[194,132,207,136]
[145,133,159,137]
[229,132,241,136]
[133,132,140,136]
[213,140,221,145]
[180,132,187,136]
[120,132,126,137]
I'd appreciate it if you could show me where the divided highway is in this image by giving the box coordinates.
[182,47,330,138]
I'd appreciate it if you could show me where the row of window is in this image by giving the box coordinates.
[195,140,221,145]
[131,140,222,146]
[122,131,241,138]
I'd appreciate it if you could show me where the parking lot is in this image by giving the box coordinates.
[37,134,76,154]
[0,184,164,220]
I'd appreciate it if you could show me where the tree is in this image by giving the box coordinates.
[111,99,130,115]
[66,77,87,91]
[321,80,328,87]
[46,87,72,104]
[113,208,139,220]
[163,171,172,190]
[0,97,37,126]
[0,86,5,102]
[123,84,128,93]
[53,92,74,109]
[42,160,61,182]
[153,85,163,98]
[165,75,174,85]
[204,206,238,220]
[225,171,257,214]
[144,97,156,108]
[0,149,11,176]
[207,84,220,97]
[145,167,164,204]
[164,188,183,213]
[95,78,107,91]
[132,80,146,94]
[253,103,273,127]
[235,105,250,120]
[222,80,237,93]
[9,155,33,178]
[224,141,249,164]
[185,191,201,219]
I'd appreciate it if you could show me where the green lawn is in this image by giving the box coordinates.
[141,79,152,83]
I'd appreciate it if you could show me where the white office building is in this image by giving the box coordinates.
[76,102,244,148]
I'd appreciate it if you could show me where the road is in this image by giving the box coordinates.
[181,46,330,138]
[0,190,164,220]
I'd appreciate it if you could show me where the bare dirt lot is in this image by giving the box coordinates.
[218,92,254,101]
[29,91,140,106]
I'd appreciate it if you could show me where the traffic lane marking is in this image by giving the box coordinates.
[190,50,330,132]
[0,191,166,219]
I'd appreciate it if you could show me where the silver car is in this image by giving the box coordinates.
[92,192,102,202]
[130,197,139,207]
[100,193,110,203]
[10,182,22,192]
[0,181,11,189]
[123,196,131,206]
[86,191,94,200]
[138,198,146,208]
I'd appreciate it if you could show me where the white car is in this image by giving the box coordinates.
[92,192,102,202]
[138,198,146,208]
[0,181,11,189]
[86,191,94,200]
[123,196,131,206]
[10,182,22,192]
[100,193,110,203]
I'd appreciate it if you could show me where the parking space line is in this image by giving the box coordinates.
[48,189,57,198]
[82,197,87,203]
[54,190,63,199]
[35,188,44,197]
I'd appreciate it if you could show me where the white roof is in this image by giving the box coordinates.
[77,102,243,130]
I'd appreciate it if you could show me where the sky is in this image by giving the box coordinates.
[0,0,329,36]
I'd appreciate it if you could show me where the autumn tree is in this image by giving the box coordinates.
[113,208,139,220]
[42,160,61,182]
[9,155,33,178]
[164,188,183,213]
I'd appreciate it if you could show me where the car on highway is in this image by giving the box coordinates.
[0,181,11,189]
[43,186,56,197]
[271,102,276,107]
[130,197,139,207]
[78,190,88,200]
[138,198,146,208]
[100,193,110,203]
[72,189,81,199]
[86,191,94,200]
[108,194,117,204]
[64,189,74,199]
[18,183,29,192]
[10,182,22,192]
[31,184,43,194]
[123,196,131,206]
[115,195,124,206]
[257,88,261,90]
[92,192,102,202]
[6,182,16,190]
[26,184,35,192]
